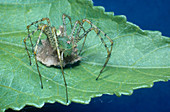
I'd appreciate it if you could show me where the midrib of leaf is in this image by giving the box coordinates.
[82,61,170,69]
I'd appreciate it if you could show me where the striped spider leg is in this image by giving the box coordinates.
[24,18,51,89]
[24,15,73,103]
[69,20,86,54]
[24,18,51,65]
[75,19,114,80]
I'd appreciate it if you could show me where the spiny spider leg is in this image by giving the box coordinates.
[24,28,39,65]
[24,25,47,89]
[27,18,51,31]
[74,21,86,54]
[33,25,48,89]
[62,14,73,37]
[27,18,51,51]
[70,20,86,51]
[77,19,114,80]
[71,20,85,38]
[76,28,90,54]
[24,18,51,89]
[52,27,68,103]
[75,23,85,38]
[25,17,68,103]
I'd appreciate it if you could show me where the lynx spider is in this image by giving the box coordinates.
[24,14,113,103]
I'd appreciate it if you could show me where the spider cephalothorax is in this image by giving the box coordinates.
[24,14,113,103]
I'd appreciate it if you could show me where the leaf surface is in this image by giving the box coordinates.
[0,0,170,111]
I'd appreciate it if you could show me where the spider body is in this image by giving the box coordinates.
[37,22,78,59]
[36,25,80,67]
[24,14,113,103]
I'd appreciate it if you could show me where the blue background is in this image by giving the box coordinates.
[7,0,170,112]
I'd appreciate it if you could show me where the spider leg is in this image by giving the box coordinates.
[52,27,68,103]
[78,35,87,55]
[75,23,85,38]
[27,18,51,31]
[76,27,96,54]
[27,18,51,51]
[69,20,85,54]
[33,25,48,89]
[78,19,114,80]
[76,29,89,55]
[60,52,68,103]
[71,20,85,39]
[24,28,39,65]
[62,14,73,37]
[76,23,87,54]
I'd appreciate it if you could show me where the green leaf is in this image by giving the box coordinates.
[0,0,170,111]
